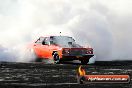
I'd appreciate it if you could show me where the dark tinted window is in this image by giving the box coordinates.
[44,37,50,45]
[49,36,82,47]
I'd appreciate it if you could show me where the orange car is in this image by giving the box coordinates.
[28,36,94,64]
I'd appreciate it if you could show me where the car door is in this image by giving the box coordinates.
[40,37,51,59]
[33,37,45,58]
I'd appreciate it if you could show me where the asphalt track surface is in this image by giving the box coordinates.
[0,61,132,88]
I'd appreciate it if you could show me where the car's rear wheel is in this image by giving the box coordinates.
[28,49,41,62]
[53,52,60,64]
[81,59,89,65]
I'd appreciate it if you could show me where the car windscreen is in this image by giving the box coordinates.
[50,36,82,48]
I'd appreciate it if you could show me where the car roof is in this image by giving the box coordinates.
[39,35,71,38]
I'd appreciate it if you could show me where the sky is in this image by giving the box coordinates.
[0,0,132,61]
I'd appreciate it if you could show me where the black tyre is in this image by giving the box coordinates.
[28,49,40,62]
[26,49,35,61]
[81,60,89,65]
[53,52,60,64]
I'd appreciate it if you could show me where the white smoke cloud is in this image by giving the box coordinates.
[0,0,132,61]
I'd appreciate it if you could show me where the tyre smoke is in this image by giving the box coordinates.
[0,0,132,62]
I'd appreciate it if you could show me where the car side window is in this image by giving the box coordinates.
[42,37,50,45]
[45,38,49,45]
[35,37,44,44]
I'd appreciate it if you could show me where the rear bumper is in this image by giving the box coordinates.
[61,54,94,61]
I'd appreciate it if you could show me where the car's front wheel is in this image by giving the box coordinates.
[53,52,60,64]
[81,59,89,65]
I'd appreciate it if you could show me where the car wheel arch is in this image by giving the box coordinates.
[52,51,58,56]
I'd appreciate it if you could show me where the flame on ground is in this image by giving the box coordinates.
[78,65,86,76]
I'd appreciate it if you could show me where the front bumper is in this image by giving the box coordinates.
[61,54,94,61]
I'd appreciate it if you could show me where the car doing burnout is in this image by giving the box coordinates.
[28,36,94,64]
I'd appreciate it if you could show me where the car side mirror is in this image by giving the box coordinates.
[42,41,46,45]
[42,41,49,45]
